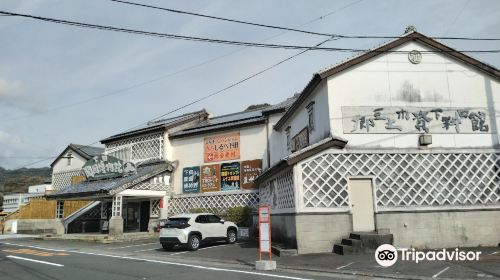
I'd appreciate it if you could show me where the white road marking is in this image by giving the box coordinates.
[490,251,499,255]
[109,243,157,250]
[432,266,450,278]
[133,248,160,253]
[6,255,64,267]
[170,251,189,255]
[198,244,229,251]
[169,244,229,255]
[1,242,313,280]
[336,262,355,270]
[1,242,67,252]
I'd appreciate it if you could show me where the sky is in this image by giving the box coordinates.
[0,0,499,169]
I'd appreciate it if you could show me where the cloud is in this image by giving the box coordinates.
[0,78,45,112]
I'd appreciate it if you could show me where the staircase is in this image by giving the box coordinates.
[333,231,393,255]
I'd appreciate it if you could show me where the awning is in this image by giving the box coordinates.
[47,160,176,200]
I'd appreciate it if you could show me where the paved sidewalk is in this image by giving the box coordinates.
[0,234,38,240]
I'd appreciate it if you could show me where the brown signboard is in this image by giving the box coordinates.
[291,127,309,152]
[200,164,221,193]
[204,132,240,163]
[241,159,262,190]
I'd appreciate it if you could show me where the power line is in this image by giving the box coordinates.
[109,0,500,41]
[109,0,335,37]
[1,10,500,53]
[0,1,361,122]
[9,37,335,170]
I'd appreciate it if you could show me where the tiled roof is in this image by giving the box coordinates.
[170,95,298,138]
[101,109,209,143]
[47,160,175,199]
[68,144,104,159]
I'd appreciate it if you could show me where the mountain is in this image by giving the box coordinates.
[0,166,51,194]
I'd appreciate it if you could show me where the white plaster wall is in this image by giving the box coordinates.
[268,114,287,167]
[327,41,500,149]
[170,125,268,194]
[272,80,331,163]
[52,148,87,173]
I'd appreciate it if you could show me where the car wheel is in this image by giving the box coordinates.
[187,234,201,251]
[226,229,237,244]
[161,243,174,250]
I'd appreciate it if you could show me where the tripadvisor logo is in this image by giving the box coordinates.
[375,244,482,267]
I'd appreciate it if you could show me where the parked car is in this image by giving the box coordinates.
[159,213,238,251]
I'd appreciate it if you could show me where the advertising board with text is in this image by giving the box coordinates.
[200,164,221,192]
[182,166,200,193]
[220,161,241,191]
[240,159,262,190]
[204,132,240,163]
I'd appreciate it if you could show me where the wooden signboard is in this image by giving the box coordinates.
[204,132,240,163]
[200,164,221,193]
[241,159,263,190]
[291,127,309,152]
[220,162,241,191]
[182,166,200,193]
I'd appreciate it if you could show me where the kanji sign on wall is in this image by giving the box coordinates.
[200,164,221,193]
[204,132,240,163]
[182,166,200,193]
[241,159,262,190]
[220,162,240,191]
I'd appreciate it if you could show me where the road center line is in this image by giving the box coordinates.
[109,243,158,250]
[336,262,355,270]
[490,251,499,255]
[1,242,312,280]
[6,255,64,267]
[432,266,450,278]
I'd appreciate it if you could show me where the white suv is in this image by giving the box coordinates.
[159,213,238,251]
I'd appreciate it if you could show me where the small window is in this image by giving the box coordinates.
[285,126,291,151]
[195,215,208,224]
[66,152,73,166]
[307,101,315,132]
[207,215,221,223]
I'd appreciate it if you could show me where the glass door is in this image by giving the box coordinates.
[125,202,140,232]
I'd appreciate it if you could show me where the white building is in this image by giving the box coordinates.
[51,143,105,190]
[256,29,500,254]
[2,193,45,213]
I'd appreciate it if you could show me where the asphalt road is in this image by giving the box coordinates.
[1,237,499,280]
[0,237,364,280]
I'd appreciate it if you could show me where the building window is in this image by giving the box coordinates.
[307,101,315,132]
[56,201,64,219]
[285,126,291,151]
[66,152,73,166]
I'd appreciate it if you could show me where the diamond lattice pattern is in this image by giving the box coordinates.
[259,168,295,210]
[169,192,259,215]
[301,152,500,210]
[52,169,86,190]
[150,199,160,217]
[105,133,164,164]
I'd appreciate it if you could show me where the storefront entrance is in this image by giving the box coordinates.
[125,202,140,232]
[124,200,151,232]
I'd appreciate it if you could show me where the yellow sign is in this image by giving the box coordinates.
[3,248,69,257]
[204,132,240,163]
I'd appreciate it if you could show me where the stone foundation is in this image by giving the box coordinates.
[375,209,500,249]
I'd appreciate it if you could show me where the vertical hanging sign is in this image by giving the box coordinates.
[258,205,272,261]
